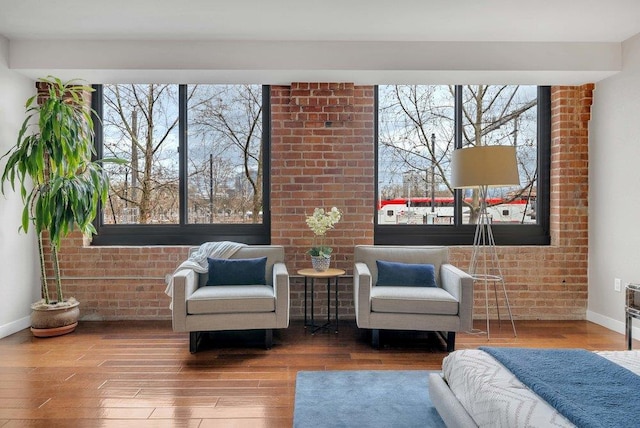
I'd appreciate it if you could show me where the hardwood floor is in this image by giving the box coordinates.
[0,319,634,427]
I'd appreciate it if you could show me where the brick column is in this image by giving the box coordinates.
[550,84,592,249]
[270,83,375,269]
[270,83,375,318]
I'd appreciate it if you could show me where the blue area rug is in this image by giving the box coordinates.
[293,370,445,428]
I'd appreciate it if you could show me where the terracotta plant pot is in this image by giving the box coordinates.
[30,299,80,338]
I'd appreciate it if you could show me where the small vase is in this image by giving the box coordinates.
[311,255,331,272]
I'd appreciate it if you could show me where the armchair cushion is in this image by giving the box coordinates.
[187,285,275,314]
[205,256,267,286]
[376,260,437,287]
[371,286,459,315]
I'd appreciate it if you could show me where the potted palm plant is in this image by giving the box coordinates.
[1,76,116,337]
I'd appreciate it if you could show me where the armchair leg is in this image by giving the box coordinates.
[265,329,273,350]
[371,329,380,349]
[446,332,456,352]
[190,331,203,354]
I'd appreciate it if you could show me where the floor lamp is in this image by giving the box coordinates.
[451,145,518,338]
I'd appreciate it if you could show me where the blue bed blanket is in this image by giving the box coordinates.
[480,347,640,428]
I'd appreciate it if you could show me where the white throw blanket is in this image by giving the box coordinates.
[164,241,247,309]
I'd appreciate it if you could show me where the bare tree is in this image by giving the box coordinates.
[459,85,537,222]
[379,85,537,224]
[102,84,183,224]
[187,154,235,223]
[100,84,263,225]
[188,85,263,223]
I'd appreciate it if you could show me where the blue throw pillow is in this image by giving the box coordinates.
[206,257,267,286]
[375,260,437,287]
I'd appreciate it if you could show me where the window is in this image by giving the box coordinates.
[92,84,270,245]
[376,85,550,245]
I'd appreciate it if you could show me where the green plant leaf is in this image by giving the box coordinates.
[1,76,108,300]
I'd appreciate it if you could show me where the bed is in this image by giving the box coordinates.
[429,348,640,428]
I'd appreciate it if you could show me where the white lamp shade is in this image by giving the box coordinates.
[450,145,520,188]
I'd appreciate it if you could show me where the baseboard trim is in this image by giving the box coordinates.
[586,310,640,340]
[0,316,31,339]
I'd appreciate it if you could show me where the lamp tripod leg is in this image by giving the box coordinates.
[485,277,490,340]
[471,185,517,338]
[493,278,502,326]
[500,277,517,337]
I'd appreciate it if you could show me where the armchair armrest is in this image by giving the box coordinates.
[440,264,474,332]
[273,262,290,328]
[172,269,198,332]
[354,262,373,328]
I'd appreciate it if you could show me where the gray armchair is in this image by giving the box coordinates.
[353,245,473,351]
[171,245,290,353]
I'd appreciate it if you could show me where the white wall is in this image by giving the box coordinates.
[0,35,38,338]
[588,32,640,339]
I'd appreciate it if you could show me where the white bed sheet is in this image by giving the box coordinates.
[441,349,640,428]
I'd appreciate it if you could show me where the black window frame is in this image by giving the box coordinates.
[91,84,272,246]
[375,85,551,246]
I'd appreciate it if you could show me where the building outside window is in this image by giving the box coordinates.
[376,85,550,245]
[92,84,270,245]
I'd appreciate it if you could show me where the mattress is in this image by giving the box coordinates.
[441,349,640,428]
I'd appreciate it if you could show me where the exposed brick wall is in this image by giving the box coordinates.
[39,83,591,322]
[41,232,187,320]
[550,85,592,248]
[270,83,375,319]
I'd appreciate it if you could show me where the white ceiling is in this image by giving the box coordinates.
[2,0,639,84]
[1,0,639,43]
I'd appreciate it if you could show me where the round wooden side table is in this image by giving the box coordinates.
[297,268,345,334]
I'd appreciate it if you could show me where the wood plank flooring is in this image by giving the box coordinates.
[0,319,634,427]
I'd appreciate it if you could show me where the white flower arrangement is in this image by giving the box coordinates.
[305,207,342,258]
